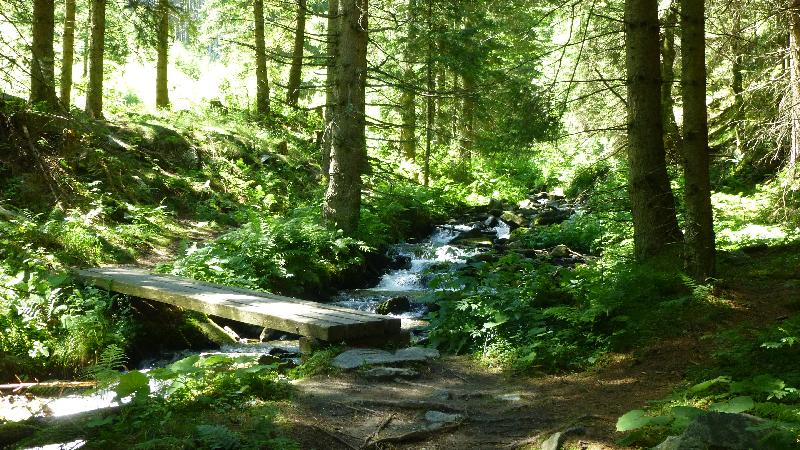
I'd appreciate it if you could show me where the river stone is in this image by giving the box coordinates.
[500,211,527,229]
[425,411,464,424]
[376,296,412,315]
[549,244,571,258]
[362,367,419,380]
[540,427,585,450]
[333,347,440,370]
[536,208,574,225]
[653,412,775,450]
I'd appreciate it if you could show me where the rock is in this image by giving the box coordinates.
[549,245,571,258]
[540,427,585,450]
[376,296,412,315]
[424,411,464,424]
[450,226,483,243]
[495,393,522,402]
[488,198,504,212]
[484,215,499,227]
[362,367,419,380]
[388,253,412,270]
[500,211,527,229]
[654,412,779,450]
[333,347,440,370]
[430,390,453,401]
[536,208,574,225]
[518,198,535,210]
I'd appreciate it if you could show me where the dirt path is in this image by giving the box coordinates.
[281,336,704,450]
[280,246,800,450]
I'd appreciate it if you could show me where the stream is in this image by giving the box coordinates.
[0,222,503,435]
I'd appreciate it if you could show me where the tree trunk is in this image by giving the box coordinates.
[156,0,170,109]
[731,10,744,155]
[30,0,59,108]
[624,0,683,260]
[82,11,91,78]
[254,0,270,118]
[286,0,306,107]
[661,5,681,162]
[423,0,434,186]
[60,0,76,109]
[399,0,417,160]
[85,0,106,119]
[322,0,340,179]
[323,0,368,235]
[680,0,715,280]
[460,73,475,164]
[790,0,800,175]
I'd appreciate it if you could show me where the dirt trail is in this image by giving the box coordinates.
[282,337,703,450]
[280,246,800,450]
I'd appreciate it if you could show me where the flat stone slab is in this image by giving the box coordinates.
[361,367,419,380]
[425,411,463,424]
[333,347,440,370]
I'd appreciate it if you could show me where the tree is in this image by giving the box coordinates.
[60,0,77,109]
[30,0,59,108]
[323,0,368,235]
[254,0,270,118]
[681,0,715,279]
[156,0,170,109]
[286,0,306,107]
[790,0,800,174]
[322,0,340,177]
[624,0,683,260]
[661,4,682,161]
[86,0,106,119]
[398,0,417,161]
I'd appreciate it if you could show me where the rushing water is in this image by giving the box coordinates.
[1,221,505,441]
[330,224,486,319]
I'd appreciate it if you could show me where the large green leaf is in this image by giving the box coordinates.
[710,396,754,413]
[616,409,652,432]
[115,371,151,400]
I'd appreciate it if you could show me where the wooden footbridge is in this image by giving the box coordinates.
[76,267,402,345]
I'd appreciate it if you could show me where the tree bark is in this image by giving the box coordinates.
[323,0,368,235]
[680,0,715,279]
[399,0,417,160]
[789,0,800,175]
[423,0,434,186]
[254,0,270,118]
[322,0,339,179]
[30,0,59,108]
[731,9,744,155]
[624,0,683,260]
[660,5,681,162]
[60,0,76,109]
[286,0,306,107]
[156,0,170,109]
[85,0,106,119]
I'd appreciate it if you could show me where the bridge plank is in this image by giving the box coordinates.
[76,268,400,343]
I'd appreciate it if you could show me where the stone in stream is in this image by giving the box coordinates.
[376,296,412,315]
[361,367,419,380]
[536,208,574,225]
[500,211,527,229]
[540,427,586,450]
[333,347,440,370]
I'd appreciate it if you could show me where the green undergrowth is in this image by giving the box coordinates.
[17,354,298,449]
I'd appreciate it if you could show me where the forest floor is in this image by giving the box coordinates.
[280,244,800,450]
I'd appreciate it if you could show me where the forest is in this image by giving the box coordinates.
[1,0,799,448]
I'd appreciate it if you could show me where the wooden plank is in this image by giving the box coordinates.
[75,268,400,342]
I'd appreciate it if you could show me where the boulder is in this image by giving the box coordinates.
[540,427,585,450]
[487,198,504,212]
[387,253,412,270]
[500,211,527,229]
[653,412,783,450]
[549,245,571,259]
[484,215,499,227]
[376,296,413,315]
[536,208,574,225]
[333,347,440,370]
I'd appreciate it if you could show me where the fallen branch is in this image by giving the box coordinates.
[0,381,96,392]
[362,413,394,448]
[364,423,461,448]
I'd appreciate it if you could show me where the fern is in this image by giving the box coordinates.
[82,344,128,386]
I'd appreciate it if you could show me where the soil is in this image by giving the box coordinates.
[279,245,800,450]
